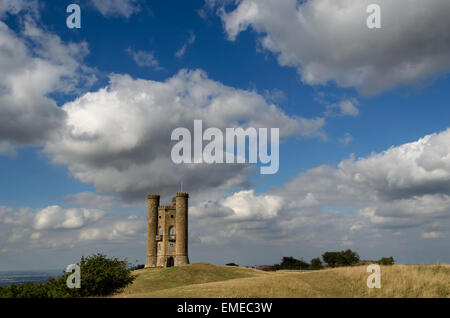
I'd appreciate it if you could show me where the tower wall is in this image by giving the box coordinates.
[175,192,189,266]
[156,206,177,267]
[145,194,160,268]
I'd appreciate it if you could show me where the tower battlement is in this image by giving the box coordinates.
[145,193,189,268]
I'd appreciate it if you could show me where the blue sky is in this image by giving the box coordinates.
[0,0,450,270]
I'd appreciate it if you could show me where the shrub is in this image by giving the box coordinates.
[71,253,135,297]
[378,256,395,265]
[130,264,145,270]
[276,256,310,270]
[322,250,360,267]
[226,263,239,266]
[310,257,323,270]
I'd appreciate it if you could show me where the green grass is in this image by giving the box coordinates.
[114,263,450,298]
[116,263,259,297]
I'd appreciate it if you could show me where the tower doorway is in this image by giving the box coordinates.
[167,257,174,267]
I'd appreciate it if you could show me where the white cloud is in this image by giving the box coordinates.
[0,203,145,251]
[175,31,196,59]
[0,13,94,153]
[0,0,38,18]
[192,190,284,221]
[91,0,142,18]
[422,232,445,239]
[127,48,161,69]
[339,133,353,145]
[45,69,324,202]
[278,128,450,231]
[30,232,41,240]
[187,128,450,260]
[325,99,359,117]
[33,206,105,230]
[78,216,144,242]
[215,0,450,95]
[222,190,284,220]
[338,100,359,117]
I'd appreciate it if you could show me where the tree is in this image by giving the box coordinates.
[378,256,395,265]
[278,256,310,270]
[322,250,360,267]
[71,253,135,297]
[322,252,339,267]
[340,249,360,266]
[309,257,323,270]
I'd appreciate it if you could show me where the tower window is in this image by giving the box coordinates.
[158,243,161,251]
[169,244,174,251]
[158,227,162,235]
[171,215,174,218]
[169,226,175,236]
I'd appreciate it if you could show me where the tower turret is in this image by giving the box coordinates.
[145,194,160,268]
[175,192,189,266]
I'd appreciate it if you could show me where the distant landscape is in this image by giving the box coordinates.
[0,270,61,288]
[116,263,450,298]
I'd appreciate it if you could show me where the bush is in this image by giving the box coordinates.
[70,253,135,297]
[225,263,239,266]
[378,256,395,265]
[276,256,310,270]
[309,257,323,270]
[129,264,145,270]
[322,250,360,267]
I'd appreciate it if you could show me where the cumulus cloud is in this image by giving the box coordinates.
[190,188,361,248]
[0,11,94,154]
[421,232,445,239]
[0,204,145,250]
[33,206,105,230]
[44,69,324,202]
[78,216,144,242]
[278,128,450,232]
[188,128,450,253]
[91,0,142,18]
[213,0,450,95]
[192,190,284,221]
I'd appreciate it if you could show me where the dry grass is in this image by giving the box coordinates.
[114,263,450,298]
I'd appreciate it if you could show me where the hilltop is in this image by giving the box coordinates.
[115,263,449,298]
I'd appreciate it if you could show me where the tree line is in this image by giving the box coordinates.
[271,250,394,271]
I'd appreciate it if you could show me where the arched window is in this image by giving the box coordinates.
[169,226,175,236]
[159,227,163,235]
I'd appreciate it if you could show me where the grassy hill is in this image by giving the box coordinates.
[115,263,450,298]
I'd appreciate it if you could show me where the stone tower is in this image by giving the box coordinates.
[145,192,189,268]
